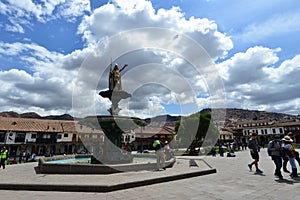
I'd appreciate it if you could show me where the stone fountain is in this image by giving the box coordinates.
[38,61,175,173]
[87,62,138,164]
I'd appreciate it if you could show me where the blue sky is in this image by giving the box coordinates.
[0,0,300,118]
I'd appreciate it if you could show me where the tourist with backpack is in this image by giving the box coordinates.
[268,136,283,180]
[247,133,263,174]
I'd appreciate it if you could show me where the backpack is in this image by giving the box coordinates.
[247,140,253,149]
[267,141,274,156]
[282,146,294,158]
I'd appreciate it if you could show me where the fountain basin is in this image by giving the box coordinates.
[38,154,176,174]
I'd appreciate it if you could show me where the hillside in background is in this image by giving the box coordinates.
[0,108,297,122]
[0,111,74,121]
[145,115,181,124]
[201,108,297,121]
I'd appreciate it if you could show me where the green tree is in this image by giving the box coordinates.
[175,112,219,150]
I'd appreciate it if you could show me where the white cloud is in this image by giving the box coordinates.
[217,45,300,115]
[3,0,299,118]
[78,0,232,60]
[1,0,91,33]
[237,12,300,43]
[70,0,231,118]
[217,46,280,83]
[263,54,300,81]
[5,23,25,33]
[0,41,96,116]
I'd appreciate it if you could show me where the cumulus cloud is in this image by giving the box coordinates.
[217,46,300,115]
[218,46,280,84]
[70,0,231,118]
[0,0,230,118]
[3,0,299,119]
[78,0,232,60]
[72,25,227,118]
[0,0,90,33]
[0,41,94,116]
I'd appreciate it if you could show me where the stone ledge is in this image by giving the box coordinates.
[0,168,216,193]
[38,155,176,174]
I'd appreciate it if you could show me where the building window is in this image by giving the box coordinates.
[272,129,276,134]
[64,134,68,138]
[261,130,264,134]
[279,128,283,134]
[43,134,51,139]
[0,133,5,142]
[57,134,62,139]
[92,135,98,139]
[31,134,37,139]
[264,129,267,134]
[15,133,25,143]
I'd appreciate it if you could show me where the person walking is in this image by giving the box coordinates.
[164,141,172,160]
[287,132,300,166]
[0,146,8,169]
[153,140,166,171]
[219,145,224,157]
[268,136,283,180]
[247,133,263,173]
[282,136,298,178]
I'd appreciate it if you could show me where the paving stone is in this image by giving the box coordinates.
[0,149,300,199]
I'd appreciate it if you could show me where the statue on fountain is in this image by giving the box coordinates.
[109,63,128,91]
[99,61,131,115]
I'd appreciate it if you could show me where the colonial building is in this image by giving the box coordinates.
[232,118,300,145]
[0,117,175,157]
[0,117,104,157]
[219,129,234,143]
[132,125,175,152]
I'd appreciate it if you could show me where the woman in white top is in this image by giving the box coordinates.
[282,136,298,178]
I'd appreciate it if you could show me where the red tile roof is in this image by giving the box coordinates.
[0,117,63,132]
[134,125,174,136]
[0,117,103,134]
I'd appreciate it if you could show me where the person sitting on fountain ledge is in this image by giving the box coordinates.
[153,139,166,171]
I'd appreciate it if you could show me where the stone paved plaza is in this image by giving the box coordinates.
[0,148,300,200]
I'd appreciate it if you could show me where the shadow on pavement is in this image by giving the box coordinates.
[274,176,300,184]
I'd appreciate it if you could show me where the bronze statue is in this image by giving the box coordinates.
[109,63,128,91]
[100,61,131,115]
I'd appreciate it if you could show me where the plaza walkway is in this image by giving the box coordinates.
[0,148,300,199]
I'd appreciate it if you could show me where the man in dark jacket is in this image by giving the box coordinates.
[248,133,263,173]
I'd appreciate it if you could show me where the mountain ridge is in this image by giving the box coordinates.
[0,111,74,121]
[0,108,297,122]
